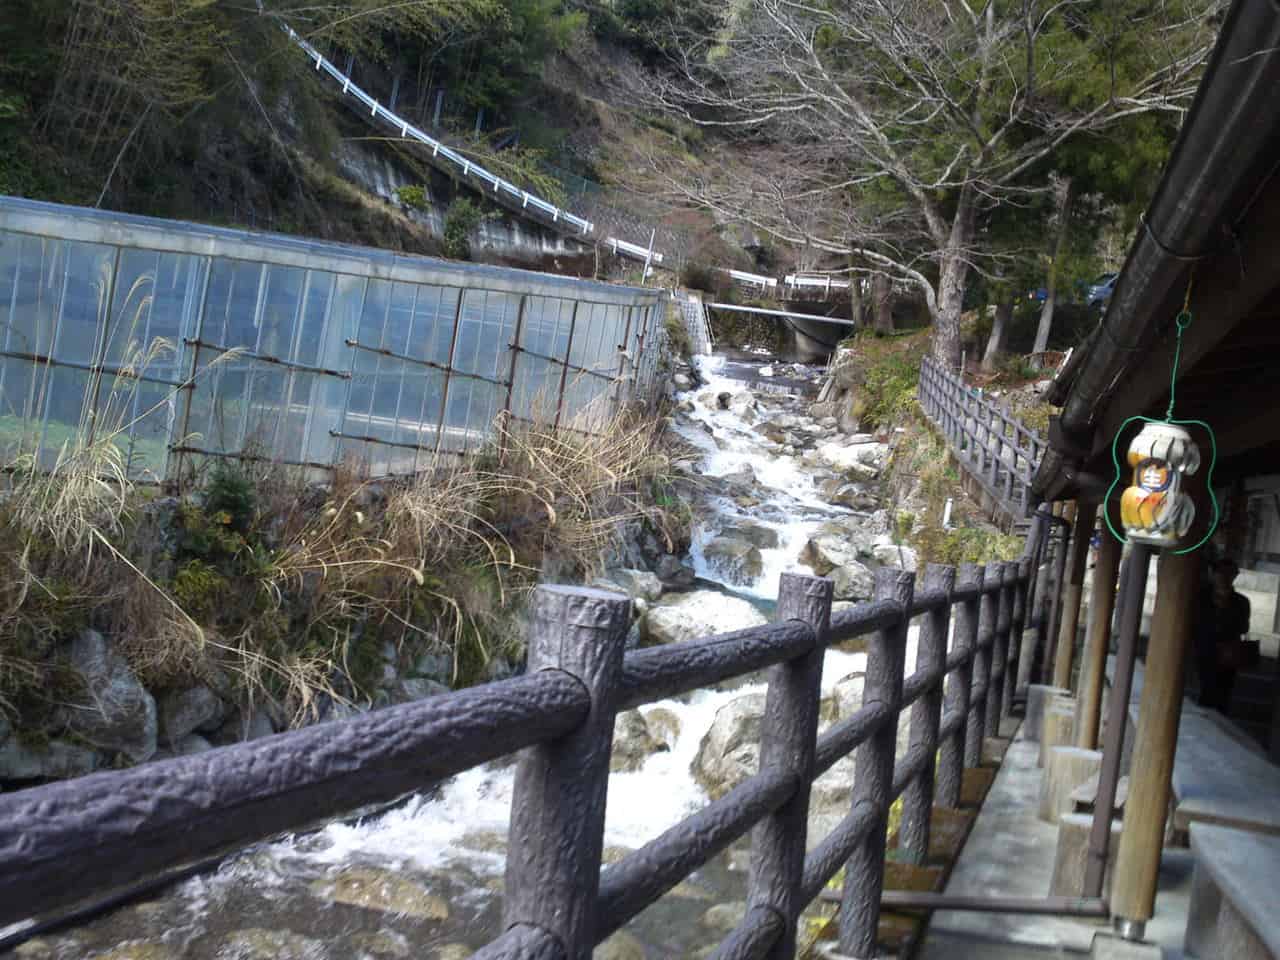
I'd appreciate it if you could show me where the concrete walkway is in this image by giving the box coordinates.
[916,722,1195,959]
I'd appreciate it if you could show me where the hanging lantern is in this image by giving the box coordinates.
[1119,421,1201,547]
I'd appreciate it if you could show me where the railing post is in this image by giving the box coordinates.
[937,563,983,808]
[900,563,955,864]
[503,585,631,959]
[748,572,833,959]
[985,561,1015,737]
[838,569,915,959]
[966,562,1001,767]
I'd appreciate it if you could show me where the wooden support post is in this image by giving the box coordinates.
[748,572,833,959]
[1027,511,1058,687]
[1083,544,1152,898]
[938,563,983,808]
[1052,501,1098,692]
[986,562,1015,737]
[1111,551,1201,937]
[1075,531,1122,750]
[1043,502,1076,682]
[901,563,955,864]
[504,585,631,960]
[1004,557,1032,717]
[966,563,1001,767]
[838,569,914,959]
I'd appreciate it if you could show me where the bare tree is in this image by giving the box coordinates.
[634,0,1222,366]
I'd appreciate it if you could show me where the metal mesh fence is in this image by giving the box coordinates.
[0,197,665,482]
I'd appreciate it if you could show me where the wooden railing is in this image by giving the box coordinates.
[918,356,1044,522]
[0,533,1051,958]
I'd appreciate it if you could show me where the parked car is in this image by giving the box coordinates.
[1085,272,1117,308]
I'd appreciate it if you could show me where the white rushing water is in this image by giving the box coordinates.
[674,354,853,601]
[257,353,863,874]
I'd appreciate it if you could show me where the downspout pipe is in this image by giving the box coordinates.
[1039,0,1280,492]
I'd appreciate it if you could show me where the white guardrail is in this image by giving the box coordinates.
[784,274,852,294]
[283,24,665,265]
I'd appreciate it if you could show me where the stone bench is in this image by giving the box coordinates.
[1184,823,1280,959]
[1105,656,1280,838]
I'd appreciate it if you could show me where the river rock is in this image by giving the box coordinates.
[829,562,876,601]
[350,931,412,958]
[62,629,157,762]
[816,441,888,479]
[654,554,697,590]
[0,736,99,781]
[612,709,665,772]
[691,692,765,799]
[393,677,450,702]
[644,591,768,646]
[223,928,326,960]
[605,568,664,602]
[412,651,454,685]
[754,422,787,445]
[645,707,682,749]
[94,943,175,960]
[431,946,472,960]
[700,901,748,933]
[313,867,449,920]
[717,518,780,550]
[673,372,694,391]
[872,543,919,573]
[798,533,860,575]
[159,685,224,745]
[702,536,763,586]
[596,930,646,960]
[727,393,758,422]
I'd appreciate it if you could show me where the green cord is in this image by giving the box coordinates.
[1104,303,1220,553]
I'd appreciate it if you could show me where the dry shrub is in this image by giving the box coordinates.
[1,347,689,730]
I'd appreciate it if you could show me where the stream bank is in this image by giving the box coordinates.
[8,352,931,960]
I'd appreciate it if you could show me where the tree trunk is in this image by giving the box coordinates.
[1033,177,1074,356]
[981,300,1013,371]
[932,188,976,369]
[872,273,894,334]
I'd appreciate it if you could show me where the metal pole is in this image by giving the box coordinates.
[1082,543,1152,898]
[818,890,1108,917]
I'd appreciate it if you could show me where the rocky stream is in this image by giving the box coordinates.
[7,354,926,960]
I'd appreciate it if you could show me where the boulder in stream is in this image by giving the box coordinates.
[691,692,765,799]
[701,536,764,587]
[611,709,666,772]
[872,542,919,573]
[829,562,877,601]
[644,590,769,647]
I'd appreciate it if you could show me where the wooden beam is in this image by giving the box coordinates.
[1089,176,1280,462]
